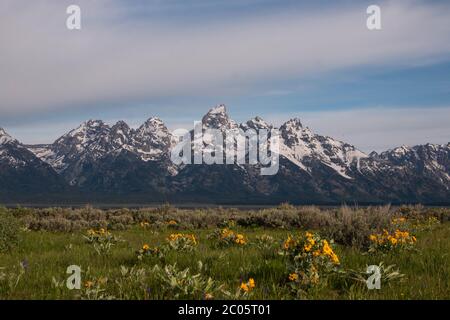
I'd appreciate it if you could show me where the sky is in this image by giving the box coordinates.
[0,0,449,152]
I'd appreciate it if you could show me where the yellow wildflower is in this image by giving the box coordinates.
[288,273,299,281]
[240,282,249,292]
[388,236,398,245]
[330,253,340,265]
[283,235,295,250]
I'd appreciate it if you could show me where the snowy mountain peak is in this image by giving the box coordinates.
[202,104,238,130]
[137,117,170,137]
[241,116,272,131]
[110,121,131,147]
[112,120,129,129]
[141,116,165,128]
[281,118,303,130]
[66,119,109,139]
[279,118,313,148]
[133,117,172,161]
[0,128,15,145]
[208,104,227,114]
[85,119,104,126]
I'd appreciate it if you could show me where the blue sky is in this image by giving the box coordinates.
[1,0,449,152]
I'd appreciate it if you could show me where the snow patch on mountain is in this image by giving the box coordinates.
[0,128,15,145]
[278,118,368,179]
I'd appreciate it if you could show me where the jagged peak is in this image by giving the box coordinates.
[392,145,411,153]
[202,104,238,129]
[111,120,131,134]
[241,116,271,130]
[83,119,106,127]
[138,117,167,132]
[207,104,227,115]
[280,118,314,142]
[143,116,164,125]
[281,117,303,129]
[0,127,15,144]
[202,104,229,120]
[0,127,9,136]
[69,119,108,134]
[113,120,129,127]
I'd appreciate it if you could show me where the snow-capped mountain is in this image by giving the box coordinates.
[0,128,67,200]
[27,117,174,174]
[1,105,449,204]
[278,118,368,178]
[202,104,239,130]
[0,128,15,145]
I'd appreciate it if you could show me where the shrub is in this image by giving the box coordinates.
[368,229,417,253]
[279,231,340,296]
[83,228,121,256]
[166,233,198,252]
[151,262,224,299]
[208,228,247,247]
[137,243,163,261]
[0,208,21,252]
[320,206,394,248]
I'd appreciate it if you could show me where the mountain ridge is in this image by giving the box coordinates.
[1,105,449,204]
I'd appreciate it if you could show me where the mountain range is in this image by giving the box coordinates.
[1,105,449,205]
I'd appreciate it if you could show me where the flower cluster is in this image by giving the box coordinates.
[280,232,340,293]
[86,228,110,238]
[80,276,115,300]
[166,233,198,251]
[136,243,162,260]
[208,228,247,247]
[369,229,417,252]
[84,228,120,256]
[283,232,339,265]
[240,278,256,293]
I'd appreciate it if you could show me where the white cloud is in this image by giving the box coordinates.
[1,0,450,116]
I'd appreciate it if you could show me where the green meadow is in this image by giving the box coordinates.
[1,205,449,299]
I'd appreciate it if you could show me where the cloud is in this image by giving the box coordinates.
[1,0,450,118]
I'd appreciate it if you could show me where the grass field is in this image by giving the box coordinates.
[0,205,449,300]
